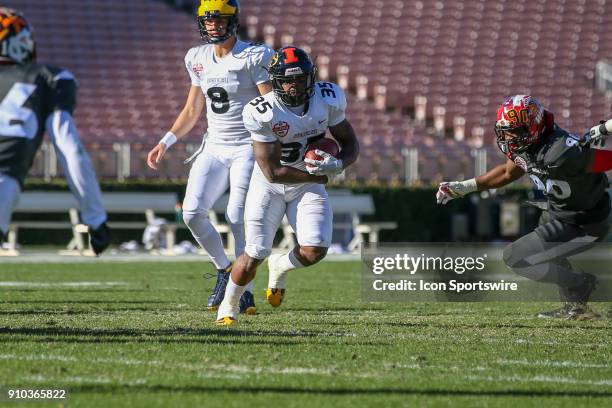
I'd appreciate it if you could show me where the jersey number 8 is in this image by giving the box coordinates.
[207,86,230,114]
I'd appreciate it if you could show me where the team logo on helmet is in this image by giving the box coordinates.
[272,121,290,137]
[0,8,35,64]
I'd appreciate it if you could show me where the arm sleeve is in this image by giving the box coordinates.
[184,48,201,87]
[243,105,276,143]
[45,110,107,228]
[250,46,275,85]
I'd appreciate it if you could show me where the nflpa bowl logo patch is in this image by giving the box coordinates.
[273,121,290,137]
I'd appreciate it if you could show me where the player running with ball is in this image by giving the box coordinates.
[215,46,360,326]
[437,95,612,319]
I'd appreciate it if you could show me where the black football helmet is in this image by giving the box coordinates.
[0,8,36,64]
[268,46,317,107]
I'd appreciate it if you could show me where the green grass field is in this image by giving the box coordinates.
[0,260,610,407]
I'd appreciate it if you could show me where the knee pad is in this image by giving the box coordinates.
[245,243,270,260]
[182,211,209,228]
[225,206,245,226]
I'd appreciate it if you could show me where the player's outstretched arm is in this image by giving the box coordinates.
[147,86,205,170]
[253,140,328,184]
[46,110,107,229]
[436,159,524,205]
[475,159,525,189]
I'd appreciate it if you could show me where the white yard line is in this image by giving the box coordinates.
[467,374,612,387]
[499,359,610,369]
[23,374,147,386]
[0,354,336,377]
[0,281,128,288]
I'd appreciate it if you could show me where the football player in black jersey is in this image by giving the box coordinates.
[0,8,109,255]
[437,95,612,319]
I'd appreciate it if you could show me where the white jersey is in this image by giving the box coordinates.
[242,81,347,172]
[185,40,274,145]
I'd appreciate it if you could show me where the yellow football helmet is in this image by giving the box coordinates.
[197,0,240,43]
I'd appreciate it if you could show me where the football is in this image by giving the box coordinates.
[304,138,339,166]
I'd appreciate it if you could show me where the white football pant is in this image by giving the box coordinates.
[182,142,254,269]
[245,166,333,260]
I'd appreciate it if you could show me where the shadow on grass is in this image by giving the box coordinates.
[69,384,612,398]
[0,307,199,315]
[384,321,611,330]
[1,300,171,304]
[0,326,387,346]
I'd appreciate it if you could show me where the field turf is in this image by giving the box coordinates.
[0,260,610,407]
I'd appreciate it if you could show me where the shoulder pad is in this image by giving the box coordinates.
[244,94,275,124]
[314,81,346,108]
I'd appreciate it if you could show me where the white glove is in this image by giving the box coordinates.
[436,179,478,205]
[304,149,344,176]
[584,119,612,148]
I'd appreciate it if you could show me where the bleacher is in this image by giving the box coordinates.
[7,0,611,183]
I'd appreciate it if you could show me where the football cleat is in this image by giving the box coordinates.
[207,266,231,310]
[538,302,602,320]
[239,291,257,315]
[89,222,110,256]
[266,287,285,308]
[215,316,237,326]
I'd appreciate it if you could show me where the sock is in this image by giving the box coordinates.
[246,280,254,293]
[269,250,305,288]
[217,277,247,320]
[278,250,305,272]
[229,222,251,292]
[184,212,231,270]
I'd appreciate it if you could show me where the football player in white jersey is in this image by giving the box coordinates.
[146,0,274,314]
[216,46,360,325]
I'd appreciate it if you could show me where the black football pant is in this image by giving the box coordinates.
[503,211,610,294]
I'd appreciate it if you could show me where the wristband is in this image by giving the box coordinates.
[460,178,478,194]
[159,131,177,148]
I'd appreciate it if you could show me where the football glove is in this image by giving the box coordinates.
[583,119,612,148]
[436,179,478,205]
[304,149,344,176]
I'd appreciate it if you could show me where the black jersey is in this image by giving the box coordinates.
[513,125,610,225]
[0,63,77,187]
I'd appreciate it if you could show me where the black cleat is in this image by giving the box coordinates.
[239,291,257,315]
[207,267,231,310]
[538,302,602,320]
[89,222,110,255]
